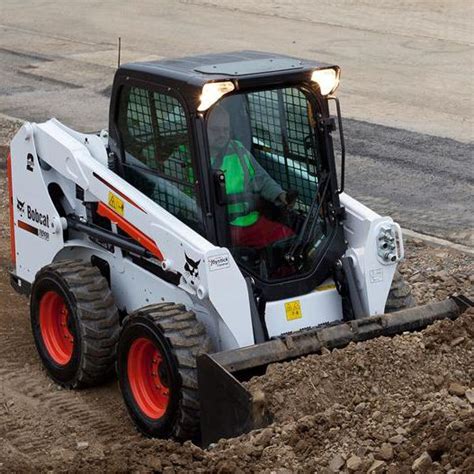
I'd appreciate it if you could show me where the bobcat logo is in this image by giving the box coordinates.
[183,253,201,287]
[16,198,25,215]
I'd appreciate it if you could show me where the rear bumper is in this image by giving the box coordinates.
[198,296,472,446]
[10,271,31,296]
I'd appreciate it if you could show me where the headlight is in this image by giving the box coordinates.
[198,81,235,112]
[311,68,340,96]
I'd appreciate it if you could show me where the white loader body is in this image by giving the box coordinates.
[9,119,402,351]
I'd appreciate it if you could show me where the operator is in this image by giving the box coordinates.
[207,106,294,248]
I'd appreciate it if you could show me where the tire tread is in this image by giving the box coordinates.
[33,259,120,388]
[122,303,211,440]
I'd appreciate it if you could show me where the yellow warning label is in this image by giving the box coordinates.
[285,300,302,321]
[315,283,337,292]
[108,192,124,216]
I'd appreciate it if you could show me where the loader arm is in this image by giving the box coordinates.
[9,119,255,350]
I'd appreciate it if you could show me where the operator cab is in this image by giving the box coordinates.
[109,51,346,300]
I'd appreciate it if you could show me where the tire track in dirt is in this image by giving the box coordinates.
[1,360,141,460]
[0,328,35,360]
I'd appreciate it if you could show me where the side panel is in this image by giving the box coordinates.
[9,124,64,282]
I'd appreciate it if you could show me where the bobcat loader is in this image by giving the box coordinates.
[7,51,471,445]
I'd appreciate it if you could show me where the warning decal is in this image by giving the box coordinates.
[285,300,303,321]
[108,192,124,216]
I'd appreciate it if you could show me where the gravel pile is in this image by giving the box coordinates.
[56,307,473,473]
[241,308,473,473]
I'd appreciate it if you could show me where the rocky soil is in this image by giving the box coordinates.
[0,119,473,472]
[5,307,469,474]
[399,240,473,306]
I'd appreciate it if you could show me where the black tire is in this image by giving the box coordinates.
[385,269,416,313]
[30,260,120,388]
[117,303,211,440]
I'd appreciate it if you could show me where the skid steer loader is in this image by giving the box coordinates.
[7,51,471,445]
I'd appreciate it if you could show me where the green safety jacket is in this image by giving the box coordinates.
[165,140,283,227]
[215,141,259,227]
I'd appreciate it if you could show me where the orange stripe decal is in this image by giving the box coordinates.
[6,152,16,264]
[97,202,163,261]
[18,220,39,235]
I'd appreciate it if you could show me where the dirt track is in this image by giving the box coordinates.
[0,125,473,472]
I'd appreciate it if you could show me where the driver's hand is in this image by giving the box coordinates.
[277,191,296,209]
[278,192,288,206]
[277,190,298,208]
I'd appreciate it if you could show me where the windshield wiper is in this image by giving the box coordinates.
[285,172,330,263]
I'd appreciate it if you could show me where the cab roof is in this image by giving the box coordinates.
[117,50,333,88]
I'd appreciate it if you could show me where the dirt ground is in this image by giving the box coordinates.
[0,123,473,472]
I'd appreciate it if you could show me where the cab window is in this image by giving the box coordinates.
[206,87,326,282]
[117,85,204,234]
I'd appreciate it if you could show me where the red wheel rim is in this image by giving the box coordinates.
[39,291,74,365]
[127,337,170,419]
